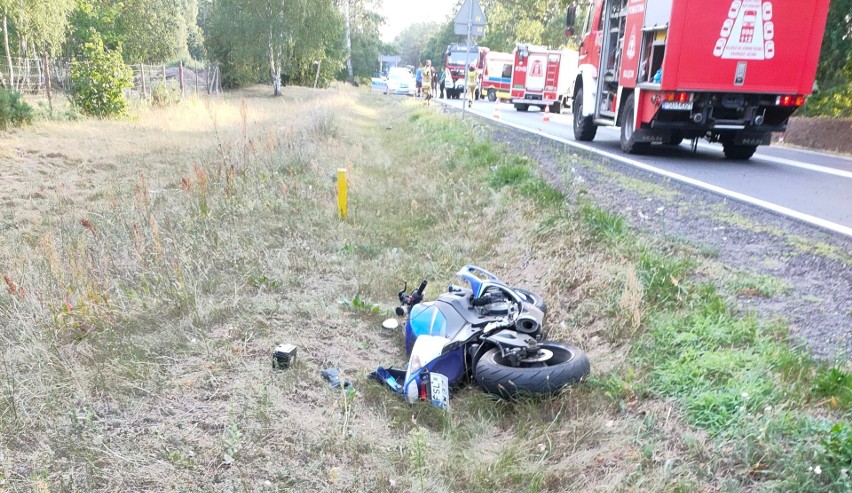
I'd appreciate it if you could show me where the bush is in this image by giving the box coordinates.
[69,30,133,117]
[150,81,181,108]
[0,88,33,130]
[800,83,852,118]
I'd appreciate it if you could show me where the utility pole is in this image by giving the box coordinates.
[454,0,486,120]
[461,0,473,119]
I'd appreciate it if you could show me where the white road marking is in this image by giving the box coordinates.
[691,142,852,178]
[445,100,852,238]
[596,126,852,178]
[759,143,852,160]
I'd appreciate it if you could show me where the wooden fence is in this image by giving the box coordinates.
[0,56,222,100]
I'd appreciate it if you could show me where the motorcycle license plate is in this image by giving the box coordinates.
[429,373,450,410]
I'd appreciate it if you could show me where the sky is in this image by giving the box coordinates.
[379,0,460,42]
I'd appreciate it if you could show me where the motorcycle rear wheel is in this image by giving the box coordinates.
[474,342,589,398]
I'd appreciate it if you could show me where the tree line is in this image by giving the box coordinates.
[0,0,390,95]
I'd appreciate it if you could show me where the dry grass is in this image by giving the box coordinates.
[0,85,845,492]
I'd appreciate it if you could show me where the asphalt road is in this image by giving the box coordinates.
[435,97,852,238]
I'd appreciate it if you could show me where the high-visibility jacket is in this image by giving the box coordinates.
[466,69,477,87]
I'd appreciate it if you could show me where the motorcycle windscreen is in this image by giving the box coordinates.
[406,304,448,353]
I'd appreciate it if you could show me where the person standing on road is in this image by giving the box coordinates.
[415,65,423,97]
[431,70,438,98]
[466,63,478,108]
[422,60,434,105]
[439,66,449,98]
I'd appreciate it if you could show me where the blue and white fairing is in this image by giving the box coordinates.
[400,265,521,393]
[403,303,467,394]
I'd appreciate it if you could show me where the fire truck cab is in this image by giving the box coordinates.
[444,44,488,100]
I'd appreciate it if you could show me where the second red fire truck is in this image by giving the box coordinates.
[510,45,579,113]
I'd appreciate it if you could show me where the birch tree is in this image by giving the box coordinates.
[339,0,384,81]
[207,0,343,94]
[1,3,12,87]
[0,0,73,88]
[343,0,353,84]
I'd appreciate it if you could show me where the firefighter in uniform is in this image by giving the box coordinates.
[422,60,434,105]
[466,63,477,107]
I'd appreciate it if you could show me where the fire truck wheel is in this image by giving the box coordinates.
[550,101,562,114]
[487,89,497,102]
[723,144,757,160]
[620,96,648,154]
[514,104,530,112]
[573,88,597,141]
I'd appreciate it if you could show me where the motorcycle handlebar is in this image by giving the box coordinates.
[410,280,427,305]
[399,280,428,308]
[471,293,493,306]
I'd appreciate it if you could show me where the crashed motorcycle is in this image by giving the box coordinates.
[373,266,590,403]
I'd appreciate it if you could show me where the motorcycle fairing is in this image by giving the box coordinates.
[403,335,465,402]
[456,265,505,298]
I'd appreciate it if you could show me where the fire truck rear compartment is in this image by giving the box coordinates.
[645,92,797,143]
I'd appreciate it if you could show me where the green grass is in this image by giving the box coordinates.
[632,284,850,492]
[487,156,565,209]
[636,248,693,308]
[475,136,848,490]
[580,203,627,244]
[1,87,848,492]
[727,272,791,297]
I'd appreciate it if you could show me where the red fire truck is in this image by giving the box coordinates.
[444,43,489,99]
[510,45,579,113]
[567,0,830,160]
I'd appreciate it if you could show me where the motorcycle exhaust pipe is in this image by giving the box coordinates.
[515,315,541,335]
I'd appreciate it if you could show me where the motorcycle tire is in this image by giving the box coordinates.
[474,342,590,398]
[511,288,547,316]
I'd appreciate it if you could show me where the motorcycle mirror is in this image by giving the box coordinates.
[382,318,399,330]
[394,306,405,316]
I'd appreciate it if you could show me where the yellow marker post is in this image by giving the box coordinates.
[337,168,348,220]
